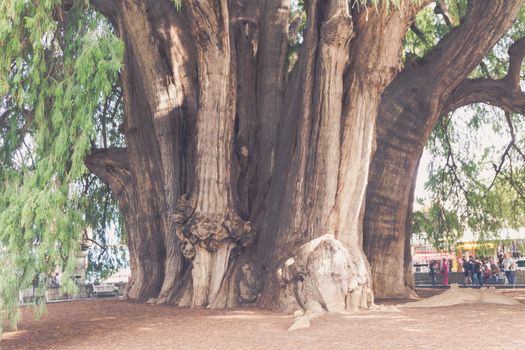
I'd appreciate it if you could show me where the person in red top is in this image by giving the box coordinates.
[440,258,449,286]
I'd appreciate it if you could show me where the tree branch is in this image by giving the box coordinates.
[444,36,525,114]
[444,78,525,115]
[84,236,109,253]
[410,23,428,45]
[89,0,118,21]
[85,148,131,199]
[507,36,525,88]
[407,1,525,96]
[486,112,515,192]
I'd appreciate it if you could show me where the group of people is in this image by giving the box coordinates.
[428,253,519,286]
[428,258,450,286]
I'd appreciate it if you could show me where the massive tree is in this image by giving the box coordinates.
[85,0,420,310]
[1,0,525,329]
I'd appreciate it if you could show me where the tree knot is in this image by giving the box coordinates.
[175,211,256,259]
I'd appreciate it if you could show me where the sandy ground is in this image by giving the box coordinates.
[3,288,525,350]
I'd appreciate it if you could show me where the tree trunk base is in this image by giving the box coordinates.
[158,245,261,309]
[271,234,374,314]
[372,271,419,300]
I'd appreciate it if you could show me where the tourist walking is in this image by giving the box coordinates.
[441,258,449,286]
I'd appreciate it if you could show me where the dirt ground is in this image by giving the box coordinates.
[3,288,525,350]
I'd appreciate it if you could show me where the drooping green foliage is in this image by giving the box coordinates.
[0,0,122,331]
[410,4,525,251]
[413,201,463,251]
[81,78,127,283]
[416,107,525,248]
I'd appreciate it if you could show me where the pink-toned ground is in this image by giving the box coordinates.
[3,289,525,350]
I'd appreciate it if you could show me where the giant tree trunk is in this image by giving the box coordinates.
[364,0,525,299]
[85,0,525,311]
[256,0,426,314]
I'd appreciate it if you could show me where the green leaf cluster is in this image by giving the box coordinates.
[0,1,122,332]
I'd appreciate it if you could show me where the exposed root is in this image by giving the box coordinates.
[276,234,374,315]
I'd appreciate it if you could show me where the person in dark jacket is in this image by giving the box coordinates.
[462,258,472,285]
[475,257,483,286]
[468,256,478,286]
[429,260,437,286]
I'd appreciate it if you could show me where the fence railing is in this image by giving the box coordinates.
[18,282,127,304]
[414,271,525,285]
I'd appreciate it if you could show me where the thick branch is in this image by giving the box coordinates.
[445,78,525,115]
[414,1,525,100]
[84,147,131,199]
[90,0,117,20]
[445,36,525,114]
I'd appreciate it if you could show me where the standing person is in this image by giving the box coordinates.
[429,260,436,286]
[462,258,472,286]
[50,273,59,288]
[498,253,504,270]
[503,253,514,285]
[475,257,483,287]
[441,258,449,286]
[490,258,500,284]
[469,256,479,286]
[510,256,518,286]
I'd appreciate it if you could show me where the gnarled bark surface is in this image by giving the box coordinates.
[257,0,429,314]
[85,0,525,311]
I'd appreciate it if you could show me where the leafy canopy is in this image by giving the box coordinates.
[0,0,122,331]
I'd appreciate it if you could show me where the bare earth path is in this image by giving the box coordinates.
[3,289,525,350]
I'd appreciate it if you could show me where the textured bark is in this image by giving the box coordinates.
[257,0,426,314]
[365,0,525,299]
[86,0,525,311]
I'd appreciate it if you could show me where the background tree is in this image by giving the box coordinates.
[413,107,525,250]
